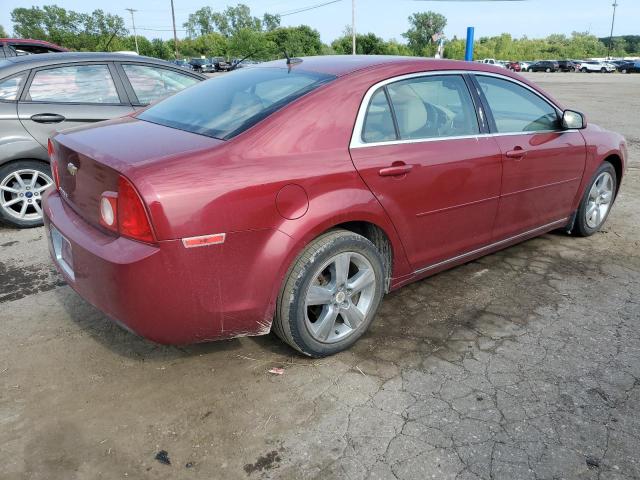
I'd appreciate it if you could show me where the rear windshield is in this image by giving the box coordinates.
[138,67,335,140]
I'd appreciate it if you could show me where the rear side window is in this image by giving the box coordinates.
[386,75,479,140]
[27,65,119,104]
[138,67,335,140]
[0,73,26,101]
[476,76,559,133]
[362,88,397,143]
[122,64,199,105]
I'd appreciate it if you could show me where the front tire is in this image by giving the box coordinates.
[273,230,385,357]
[573,162,617,237]
[0,160,53,228]
[581,67,588,73]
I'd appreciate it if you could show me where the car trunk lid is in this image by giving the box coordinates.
[52,116,223,232]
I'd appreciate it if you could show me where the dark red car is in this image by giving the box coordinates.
[0,38,68,57]
[43,56,627,357]
[506,61,521,72]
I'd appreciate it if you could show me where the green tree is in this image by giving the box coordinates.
[262,13,281,32]
[183,6,216,38]
[332,30,388,55]
[11,6,126,51]
[266,25,322,57]
[0,24,7,37]
[403,11,447,56]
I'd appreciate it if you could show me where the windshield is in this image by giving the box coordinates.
[138,67,335,140]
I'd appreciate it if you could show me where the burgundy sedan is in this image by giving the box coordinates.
[43,56,627,357]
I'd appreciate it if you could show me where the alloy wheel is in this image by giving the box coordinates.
[585,172,614,229]
[304,251,377,344]
[0,169,53,222]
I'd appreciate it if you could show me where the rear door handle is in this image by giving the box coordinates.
[379,164,413,177]
[30,113,66,124]
[505,148,526,159]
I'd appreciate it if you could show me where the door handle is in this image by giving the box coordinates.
[505,148,526,159]
[30,113,66,124]
[379,164,413,177]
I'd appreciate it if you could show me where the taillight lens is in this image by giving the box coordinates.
[48,139,60,189]
[98,176,155,243]
[117,176,155,243]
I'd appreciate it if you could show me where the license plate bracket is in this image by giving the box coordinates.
[50,225,75,281]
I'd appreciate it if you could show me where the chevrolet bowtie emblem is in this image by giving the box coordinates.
[67,163,78,176]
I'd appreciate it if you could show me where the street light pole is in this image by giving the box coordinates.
[170,0,179,59]
[125,8,139,54]
[352,0,356,55]
[607,1,619,60]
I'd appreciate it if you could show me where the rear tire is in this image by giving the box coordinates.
[573,162,617,237]
[0,160,53,228]
[273,229,385,357]
[545,68,551,73]
[581,67,588,73]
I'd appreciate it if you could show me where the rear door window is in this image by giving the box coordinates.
[121,64,199,105]
[362,88,397,143]
[0,73,26,101]
[138,67,335,140]
[386,75,480,140]
[27,65,120,104]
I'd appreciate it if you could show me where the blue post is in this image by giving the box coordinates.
[465,27,475,62]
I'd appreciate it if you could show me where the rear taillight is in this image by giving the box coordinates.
[98,176,155,243]
[118,176,154,243]
[48,139,60,189]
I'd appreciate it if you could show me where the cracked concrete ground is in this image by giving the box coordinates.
[1,73,639,480]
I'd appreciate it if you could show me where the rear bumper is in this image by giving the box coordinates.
[43,189,280,344]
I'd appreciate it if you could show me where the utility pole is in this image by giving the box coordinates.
[352,0,356,55]
[170,0,179,59]
[607,1,619,60]
[125,8,139,54]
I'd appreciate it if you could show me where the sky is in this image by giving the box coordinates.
[1,0,638,44]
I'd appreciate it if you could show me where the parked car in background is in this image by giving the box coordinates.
[616,61,640,74]
[519,61,532,71]
[172,59,194,70]
[578,61,616,73]
[526,61,559,72]
[481,58,505,68]
[0,38,68,56]
[506,61,521,72]
[231,58,259,69]
[188,58,215,73]
[557,60,578,72]
[43,56,626,356]
[211,57,232,71]
[0,52,205,227]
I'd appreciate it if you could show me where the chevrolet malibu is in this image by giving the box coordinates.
[43,56,627,357]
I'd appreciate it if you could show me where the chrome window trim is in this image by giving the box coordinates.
[350,70,566,150]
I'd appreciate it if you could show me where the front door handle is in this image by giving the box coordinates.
[505,148,526,159]
[30,113,66,124]
[379,164,413,177]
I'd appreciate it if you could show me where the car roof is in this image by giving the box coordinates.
[256,55,517,77]
[0,52,207,78]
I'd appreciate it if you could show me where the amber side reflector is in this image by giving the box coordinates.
[182,233,226,248]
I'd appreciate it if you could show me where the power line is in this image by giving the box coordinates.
[278,0,344,17]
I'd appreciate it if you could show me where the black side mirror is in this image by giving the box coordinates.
[562,109,587,130]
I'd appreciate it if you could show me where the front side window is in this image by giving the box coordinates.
[122,64,199,105]
[27,65,119,104]
[476,75,559,133]
[138,67,335,140]
[0,73,26,101]
[385,75,480,140]
[362,88,397,143]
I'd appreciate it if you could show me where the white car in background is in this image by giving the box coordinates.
[578,61,616,73]
[481,58,506,68]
